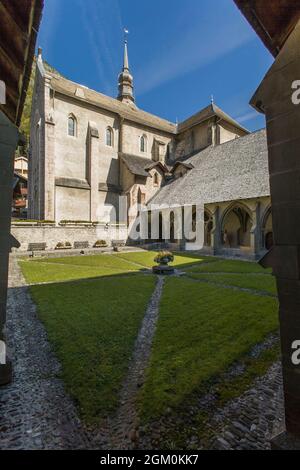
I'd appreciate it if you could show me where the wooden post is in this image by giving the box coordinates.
[0,111,19,385]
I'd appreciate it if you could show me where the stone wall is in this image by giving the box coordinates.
[11,224,128,252]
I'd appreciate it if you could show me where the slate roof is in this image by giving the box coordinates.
[49,73,176,134]
[47,73,250,137]
[149,129,270,207]
[178,103,249,134]
[121,154,168,177]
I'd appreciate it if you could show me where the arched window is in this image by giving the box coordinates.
[153,173,159,186]
[106,127,113,147]
[140,135,147,153]
[68,115,77,137]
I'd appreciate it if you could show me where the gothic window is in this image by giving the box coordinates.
[140,135,147,153]
[153,173,159,186]
[68,115,77,137]
[106,127,113,147]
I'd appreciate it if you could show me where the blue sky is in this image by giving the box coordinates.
[38,0,273,131]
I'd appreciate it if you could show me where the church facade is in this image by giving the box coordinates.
[28,41,272,259]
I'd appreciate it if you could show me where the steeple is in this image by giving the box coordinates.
[118,29,135,105]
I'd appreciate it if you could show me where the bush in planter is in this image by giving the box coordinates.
[55,242,65,250]
[65,241,72,248]
[154,251,174,265]
[94,240,108,248]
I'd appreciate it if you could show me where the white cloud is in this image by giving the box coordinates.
[135,10,254,95]
[77,0,123,96]
[234,110,260,124]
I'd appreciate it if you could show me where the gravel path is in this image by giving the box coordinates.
[109,276,164,449]
[208,361,284,450]
[0,256,107,450]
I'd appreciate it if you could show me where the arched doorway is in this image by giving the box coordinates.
[262,207,273,250]
[222,205,252,249]
[204,211,213,247]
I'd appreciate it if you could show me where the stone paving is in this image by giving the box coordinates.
[0,256,107,450]
[208,361,284,450]
[109,276,164,449]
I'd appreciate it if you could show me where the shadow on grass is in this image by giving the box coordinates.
[9,270,156,425]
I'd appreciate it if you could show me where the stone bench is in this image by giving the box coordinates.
[28,242,46,252]
[74,241,89,250]
[112,240,125,252]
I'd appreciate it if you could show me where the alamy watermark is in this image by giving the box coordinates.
[0,340,6,365]
[291,340,300,366]
[95,197,206,250]
[291,80,300,105]
[0,80,6,104]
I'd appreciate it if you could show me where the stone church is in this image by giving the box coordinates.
[28,40,272,259]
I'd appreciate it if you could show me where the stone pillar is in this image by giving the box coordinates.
[44,77,56,221]
[211,205,221,254]
[87,122,99,222]
[0,111,19,385]
[252,20,300,447]
[250,202,261,259]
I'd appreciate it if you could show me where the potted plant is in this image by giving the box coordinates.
[55,242,66,250]
[94,240,108,248]
[65,241,72,249]
[152,251,175,275]
[154,251,174,265]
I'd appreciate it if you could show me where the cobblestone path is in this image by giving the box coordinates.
[109,276,164,449]
[208,361,284,450]
[0,256,108,450]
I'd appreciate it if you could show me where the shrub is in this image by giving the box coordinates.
[154,251,174,264]
[55,242,65,249]
[94,240,108,248]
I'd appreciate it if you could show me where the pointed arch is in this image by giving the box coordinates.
[68,114,77,137]
[106,126,114,147]
[261,205,273,250]
[221,202,253,248]
[140,134,147,153]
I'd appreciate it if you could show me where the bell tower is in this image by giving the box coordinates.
[117,30,135,105]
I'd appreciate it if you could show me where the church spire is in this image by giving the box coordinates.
[118,29,135,105]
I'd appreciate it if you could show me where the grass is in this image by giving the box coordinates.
[116,251,217,269]
[188,272,277,295]
[19,251,279,432]
[29,274,155,424]
[19,254,140,284]
[185,258,272,274]
[139,277,278,421]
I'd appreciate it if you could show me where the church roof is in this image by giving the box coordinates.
[121,153,168,177]
[47,71,249,137]
[48,73,177,134]
[149,129,270,207]
[177,103,249,134]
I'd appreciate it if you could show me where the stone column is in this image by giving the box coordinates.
[211,205,221,254]
[250,202,261,259]
[252,20,300,448]
[44,77,56,221]
[87,122,99,222]
[0,111,19,385]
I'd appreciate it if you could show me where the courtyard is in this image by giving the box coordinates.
[0,250,284,449]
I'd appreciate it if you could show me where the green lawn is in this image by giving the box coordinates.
[188,272,277,295]
[19,254,140,283]
[19,251,279,430]
[29,274,155,424]
[185,258,272,274]
[139,277,278,421]
[116,251,216,269]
